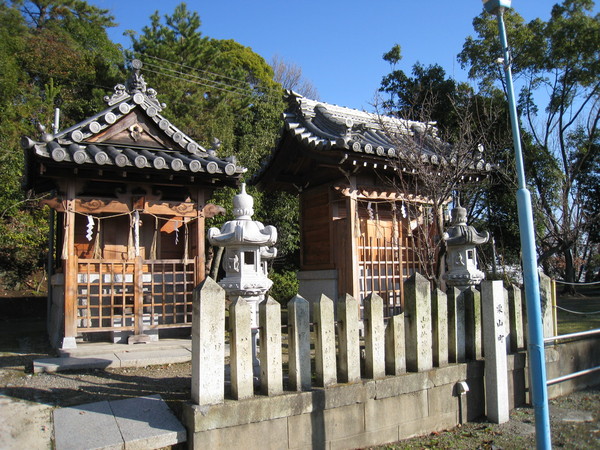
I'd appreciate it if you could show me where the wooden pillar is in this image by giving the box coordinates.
[62,181,77,349]
[46,207,55,329]
[347,176,360,299]
[133,256,144,335]
[196,189,206,285]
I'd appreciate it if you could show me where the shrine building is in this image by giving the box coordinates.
[254,92,491,315]
[22,61,244,348]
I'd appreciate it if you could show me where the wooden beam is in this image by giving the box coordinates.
[41,196,200,217]
[332,183,444,205]
[133,256,144,335]
[145,200,197,217]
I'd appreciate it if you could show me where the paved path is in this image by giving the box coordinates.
[53,394,186,450]
[33,339,194,373]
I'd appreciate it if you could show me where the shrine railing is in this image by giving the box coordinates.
[358,235,421,316]
[74,258,196,333]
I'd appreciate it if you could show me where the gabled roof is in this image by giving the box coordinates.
[22,60,245,191]
[254,91,492,191]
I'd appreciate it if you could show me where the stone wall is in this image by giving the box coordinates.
[184,273,600,449]
[184,339,600,449]
[184,362,486,449]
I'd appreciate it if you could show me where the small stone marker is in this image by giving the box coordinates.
[404,273,433,372]
[539,272,555,338]
[191,277,225,406]
[314,294,337,387]
[230,297,254,400]
[507,284,525,351]
[288,295,311,391]
[464,286,482,360]
[364,292,386,379]
[259,296,283,396]
[385,312,406,375]
[448,287,466,363]
[337,294,361,383]
[481,280,509,424]
[432,288,448,367]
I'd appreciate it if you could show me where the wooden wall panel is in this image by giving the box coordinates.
[300,187,332,269]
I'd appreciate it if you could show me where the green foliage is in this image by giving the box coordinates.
[128,2,283,164]
[130,3,297,273]
[0,207,49,289]
[0,1,297,291]
[378,47,521,272]
[0,1,125,290]
[379,60,458,136]
[267,270,299,305]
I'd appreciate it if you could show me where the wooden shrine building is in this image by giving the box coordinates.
[22,61,245,348]
[255,92,491,315]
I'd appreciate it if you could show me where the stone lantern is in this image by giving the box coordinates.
[443,205,490,286]
[208,184,277,365]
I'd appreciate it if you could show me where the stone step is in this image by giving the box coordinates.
[53,394,186,450]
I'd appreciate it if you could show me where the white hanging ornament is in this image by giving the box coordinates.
[401,201,407,218]
[86,216,94,241]
[174,219,179,245]
[367,202,374,220]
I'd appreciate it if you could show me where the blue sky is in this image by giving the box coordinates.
[90,1,569,111]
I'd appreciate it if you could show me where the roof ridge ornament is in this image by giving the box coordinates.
[104,59,166,112]
[126,59,147,94]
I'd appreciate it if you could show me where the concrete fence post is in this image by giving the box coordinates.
[507,284,525,351]
[481,280,510,424]
[503,287,511,353]
[432,288,448,367]
[404,273,433,372]
[464,286,483,360]
[539,272,554,338]
[364,292,386,379]
[259,296,283,396]
[287,295,311,391]
[229,296,254,400]
[336,294,361,383]
[314,294,337,387]
[448,287,466,363]
[191,277,225,406]
[385,312,406,375]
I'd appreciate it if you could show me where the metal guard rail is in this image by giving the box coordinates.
[543,328,600,386]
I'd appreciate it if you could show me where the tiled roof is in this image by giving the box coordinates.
[22,61,245,186]
[280,91,491,171]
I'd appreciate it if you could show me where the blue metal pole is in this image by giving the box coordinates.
[494,8,552,449]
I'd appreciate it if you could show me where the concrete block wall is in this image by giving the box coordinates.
[184,337,600,449]
[184,363,488,449]
[544,338,600,398]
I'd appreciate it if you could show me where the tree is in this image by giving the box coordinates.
[0,1,124,289]
[459,0,600,289]
[128,3,300,285]
[377,45,518,286]
[270,54,319,99]
[128,3,283,173]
